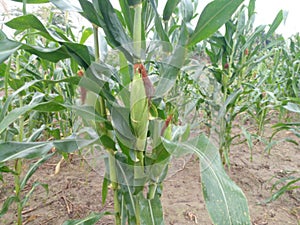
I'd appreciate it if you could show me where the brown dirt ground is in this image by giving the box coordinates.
[0,121,299,225]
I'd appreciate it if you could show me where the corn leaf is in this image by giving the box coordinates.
[50,0,82,12]
[119,0,134,36]
[0,137,97,162]
[5,15,93,68]
[93,0,135,62]
[11,0,49,3]
[155,45,186,97]
[138,192,164,225]
[248,0,255,20]
[62,212,110,225]
[111,106,136,149]
[162,134,251,225]
[0,39,21,64]
[127,0,142,7]
[20,153,54,190]
[149,0,172,52]
[188,0,244,46]
[283,102,300,113]
[0,142,54,162]
[0,105,39,135]
[265,10,287,39]
[5,14,55,41]
[22,45,71,63]
[79,0,104,28]
[163,0,180,21]
[0,196,18,217]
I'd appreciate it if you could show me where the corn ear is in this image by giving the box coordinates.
[130,72,149,151]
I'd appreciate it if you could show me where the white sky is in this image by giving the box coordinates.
[193,0,299,38]
[1,0,299,38]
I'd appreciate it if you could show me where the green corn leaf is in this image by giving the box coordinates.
[5,15,93,68]
[0,80,39,122]
[266,178,300,203]
[111,106,136,150]
[127,0,142,7]
[21,182,48,208]
[5,14,55,41]
[22,45,71,62]
[0,104,38,135]
[188,0,244,46]
[155,45,186,97]
[93,0,135,62]
[0,30,7,40]
[162,134,251,225]
[163,0,180,21]
[0,77,79,123]
[283,102,300,113]
[63,42,93,68]
[0,142,54,162]
[79,0,104,28]
[0,196,18,217]
[218,88,243,120]
[138,192,164,225]
[53,138,95,153]
[11,0,49,3]
[248,0,256,20]
[66,105,106,122]
[180,0,194,22]
[101,177,109,206]
[0,39,21,64]
[149,0,172,52]
[0,101,103,135]
[265,10,287,39]
[20,153,54,190]
[0,137,97,163]
[33,101,66,112]
[119,0,134,36]
[62,212,110,225]
[80,27,93,44]
[50,0,82,12]
[27,125,47,142]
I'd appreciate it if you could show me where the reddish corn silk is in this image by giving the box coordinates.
[160,114,173,136]
[134,63,155,100]
[77,69,86,104]
[77,69,84,77]
[224,63,229,69]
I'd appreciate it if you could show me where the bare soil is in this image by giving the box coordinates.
[0,122,299,225]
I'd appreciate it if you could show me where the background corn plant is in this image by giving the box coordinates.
[199,0,287,165]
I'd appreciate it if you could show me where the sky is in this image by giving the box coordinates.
[158,0,299,38]
[0,0,299,38]
[254,1,299,37]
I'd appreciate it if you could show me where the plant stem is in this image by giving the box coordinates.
[148,183,157,200]
[93,25,100,62]
[93,24,121,225]
[14,159,22,225]
[133,4,144,225]
[133,3,142,61]
[108,150,121,225]
[15,96,24,225]
[22,0,27,15]
[4,58,10,100]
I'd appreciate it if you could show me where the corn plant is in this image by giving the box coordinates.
[203,0,286,165]
[0,1,97,224]
[0,0,252,224]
